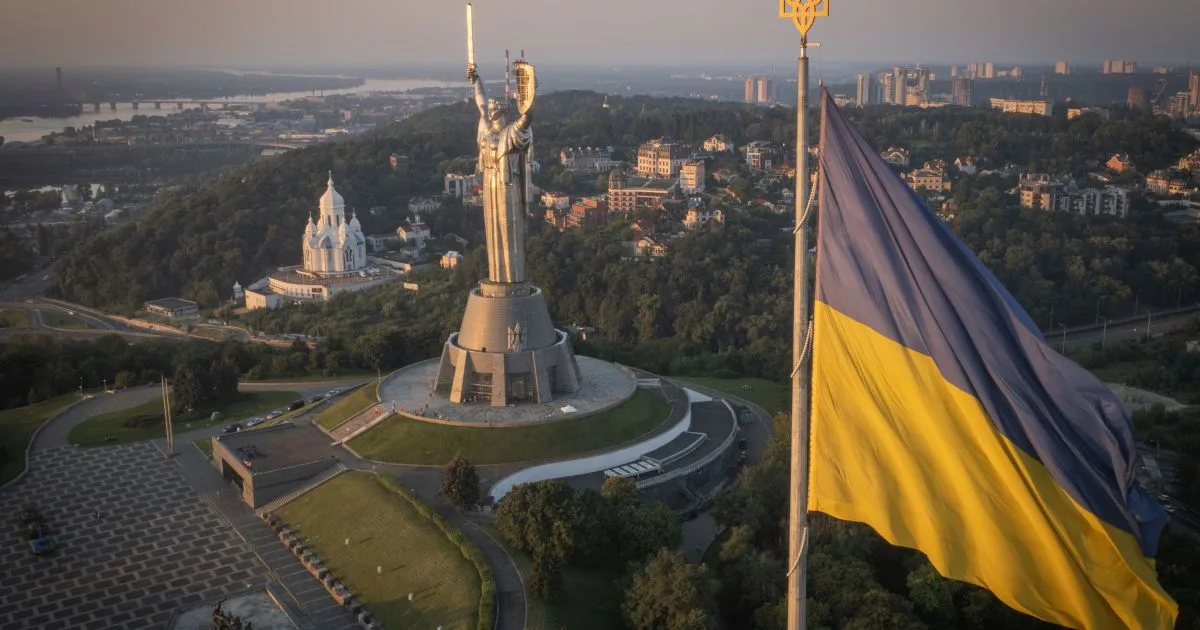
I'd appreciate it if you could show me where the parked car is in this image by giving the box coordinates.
[287,400,305,411]
[309,394,325,404]
[267,410,283,419]
[223,423,241,434]
[326,389,340,397]
[246,417,266,428]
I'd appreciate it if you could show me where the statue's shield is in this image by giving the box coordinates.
[514,61,536,115]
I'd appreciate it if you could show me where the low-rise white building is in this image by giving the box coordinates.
[408,197,441,215]
[444,172,480,198]
[702,134,735,153]
[683,204,724,230]
[560,146,618,172]
[441,251,464,269]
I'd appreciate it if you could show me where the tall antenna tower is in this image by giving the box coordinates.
[505,49,512,104]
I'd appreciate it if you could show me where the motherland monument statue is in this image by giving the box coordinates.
[434,3,581,407]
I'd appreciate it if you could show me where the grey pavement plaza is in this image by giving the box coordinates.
[0,443,267,630]
[379,355,638,425]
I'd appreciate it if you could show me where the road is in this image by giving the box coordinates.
[29,378,370,452]
[1056,310,1199,353]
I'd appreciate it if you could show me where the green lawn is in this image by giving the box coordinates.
[315,384,378,430]
[191,327,236,341]
[194,437,214,458]
[277,472,480,630]
[246,371,376,384]
[0,308,30,329]
[68,390,299,446]
[350,388,670,466]
[477,522,624,630]
[680,377,789,415]
[40,310,91,330]
[0,394,79,484]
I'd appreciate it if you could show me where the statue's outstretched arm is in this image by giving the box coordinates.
[513,109,532,133]
[468,64,486,115]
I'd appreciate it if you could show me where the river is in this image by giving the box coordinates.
[0,76,458,144]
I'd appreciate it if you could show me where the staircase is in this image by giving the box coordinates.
[255,463,348,516]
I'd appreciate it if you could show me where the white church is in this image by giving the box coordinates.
[244,174,399,310]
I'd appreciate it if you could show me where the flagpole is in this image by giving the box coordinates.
[779,3,828,629]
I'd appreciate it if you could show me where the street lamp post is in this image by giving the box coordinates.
[1133,291,1139,317]
[1059,323,1067,355]
[1094,297,1102,325]
[778,2,830,629]
[1048,303,1054,331]
[1101,318,1108,349]
[1145,309,1152,341]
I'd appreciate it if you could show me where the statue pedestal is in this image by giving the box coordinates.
[435,284,581,407]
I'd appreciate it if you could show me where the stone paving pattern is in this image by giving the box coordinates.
[379,355,637,424]
[0,443,266,630]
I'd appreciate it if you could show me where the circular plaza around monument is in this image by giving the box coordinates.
[379,355,638,426]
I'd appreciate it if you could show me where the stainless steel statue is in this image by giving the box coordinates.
[435,4,578,407]
[467,59,535,285]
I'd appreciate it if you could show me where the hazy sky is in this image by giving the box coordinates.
[1,0,1197,70]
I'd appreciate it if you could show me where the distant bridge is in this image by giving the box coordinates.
[87,99,285,113]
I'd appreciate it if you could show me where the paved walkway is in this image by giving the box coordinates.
[0,443,267,630]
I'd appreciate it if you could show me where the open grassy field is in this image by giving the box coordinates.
[0,308,30,329]
[40,310,91,330]
[277,472,480,630]
[477,522,624,630]
[679,377,789,415]
[68,390,299,446]
[349,388,670,465]
[0,394,79,484]
[315,384,378,430]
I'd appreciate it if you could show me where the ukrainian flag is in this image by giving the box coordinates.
[809,90,1177,629]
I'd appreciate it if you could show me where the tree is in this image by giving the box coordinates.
[441,454,480,510]
[623,549,718,630]
[113,370,137,390]
[529,552,564,600]
[619,502,683,564]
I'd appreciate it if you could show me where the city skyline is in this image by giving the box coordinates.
[0,0,1198,70]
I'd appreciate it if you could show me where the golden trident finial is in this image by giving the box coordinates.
[779,0,829,42]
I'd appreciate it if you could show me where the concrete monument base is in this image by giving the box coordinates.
[435,283,581,406]
[382,356,636,426]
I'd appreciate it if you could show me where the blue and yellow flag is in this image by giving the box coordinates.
[809,90,1177,629]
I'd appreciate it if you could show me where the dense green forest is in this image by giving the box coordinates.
[49,91,1197,314]
[0,334,314,410]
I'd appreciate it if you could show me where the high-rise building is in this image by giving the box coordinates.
[878,72,895,105]
[949,65,958,78]
[1055,60,1071,75]
[1189,70,1200,108]
[744,77,756,103]
[1127,86,1149,111]
[1166,92,1190,117]
[756,77,773,104]
[983,61,995,79]
[952,77,973,106]
[856,73,874,107]
[1104,59,1137,74]
[914,67,931,96]
[892,66,906,105]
